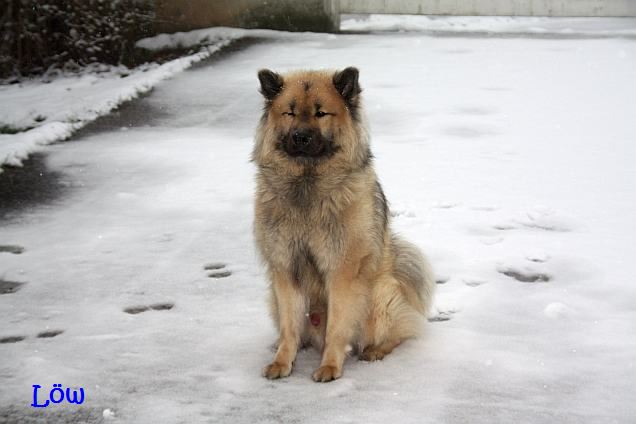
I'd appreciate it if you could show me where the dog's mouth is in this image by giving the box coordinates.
[283,139,327,158]
[277,131,340,160]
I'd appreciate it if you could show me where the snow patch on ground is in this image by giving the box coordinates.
[135,27,256,51]
[341,15,636,36]
[544,302,574,319]
[0,122,77,167]
[0,36,239,172]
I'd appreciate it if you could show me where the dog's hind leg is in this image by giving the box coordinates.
[359,339,402,361]
[263,269,306,379]
[360,274,422,361]
[359,236,435,362]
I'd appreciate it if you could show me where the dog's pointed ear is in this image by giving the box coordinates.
[333,67,361,104]
[258,69,283,100]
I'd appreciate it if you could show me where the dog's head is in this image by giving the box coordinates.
[253,67,370,173]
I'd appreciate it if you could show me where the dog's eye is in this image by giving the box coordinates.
[282,111,295,117]
[315,111,328,118]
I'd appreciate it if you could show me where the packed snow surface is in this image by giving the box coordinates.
[0,35,240,172]
[1,19,636,423]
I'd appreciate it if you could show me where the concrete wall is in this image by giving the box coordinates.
[155,0,340,33]
[154,0,636,35]
[340,0,636,17]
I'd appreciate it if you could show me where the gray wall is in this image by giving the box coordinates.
[340,0,636,17]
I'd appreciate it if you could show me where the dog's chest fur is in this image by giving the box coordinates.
[256,170,365,282]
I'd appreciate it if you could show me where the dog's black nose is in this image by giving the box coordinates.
[292,131,313,149]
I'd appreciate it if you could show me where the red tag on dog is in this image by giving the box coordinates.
[309,312,321,326]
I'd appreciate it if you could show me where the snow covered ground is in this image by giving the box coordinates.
[0,31,242,171]
[1,18,636,423]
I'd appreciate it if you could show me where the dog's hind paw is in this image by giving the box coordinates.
[262,361,292,380]
[312,365,341,383]
[359,347,386,362]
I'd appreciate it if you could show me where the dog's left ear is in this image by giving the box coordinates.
[333,67,361,104]
[258,69,283,101]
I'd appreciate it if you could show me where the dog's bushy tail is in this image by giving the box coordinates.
[391,234,435,316]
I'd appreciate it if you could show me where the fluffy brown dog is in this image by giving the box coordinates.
[253,67,434,382]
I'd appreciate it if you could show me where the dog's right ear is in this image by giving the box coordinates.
[258,69,283,100]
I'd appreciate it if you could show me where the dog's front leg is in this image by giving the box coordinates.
[263,269,305,379]
[313,261,369,382]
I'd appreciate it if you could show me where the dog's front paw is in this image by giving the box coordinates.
[312,365,342,382]
[262,361,292,380]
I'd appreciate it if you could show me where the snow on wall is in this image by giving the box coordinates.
[340,0,636,17]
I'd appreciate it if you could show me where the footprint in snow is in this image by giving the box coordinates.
[0,279,25,295]
[498,268,551,283]
[463,277,487,287]
[428,309,458,322]
[493,224,517,231]
[0,336,26,344]
[444,124,499,139]
[428,313,452,322]
[124,302,174,315]
[432,202,459,209]
[37,330,64,338]
[494,209,576,233]
[204,263,232,279]
[0,330,65,344]
[479,236,504,246]
[0,245,24,254]
[525,253,551,263]
[390,208,417,218]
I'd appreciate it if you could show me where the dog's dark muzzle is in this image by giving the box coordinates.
[284,130,325,157]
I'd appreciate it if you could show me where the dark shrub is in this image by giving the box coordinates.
[0,0,155,80]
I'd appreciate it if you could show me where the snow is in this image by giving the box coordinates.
[341,14,636,36]
[135,27,254,51]
[102,408,116,419]
[1,18,636,423]
[544,302,573,319]
[0,35,240,172]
